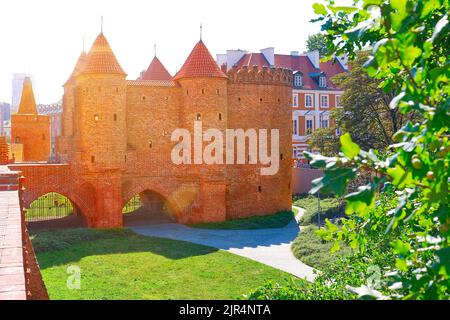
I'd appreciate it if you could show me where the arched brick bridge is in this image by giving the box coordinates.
[7,163,215,228]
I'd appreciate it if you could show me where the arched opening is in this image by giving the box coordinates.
[122,190,175,226]
[26,192,85,229]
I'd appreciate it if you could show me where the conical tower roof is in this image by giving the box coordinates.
[142,56,172,81]
[82,33,125,75]
[17,77,37,115]
[65,51,88,85]
[173,40,227,81]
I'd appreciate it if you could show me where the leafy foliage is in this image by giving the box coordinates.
[291,225,352,270]
[306,32,330,56]
[305,0,450,299]
[308,127,341,156]
[332,51,417,150]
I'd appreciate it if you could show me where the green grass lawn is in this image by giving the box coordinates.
[190,210,294,230]
[31,228,306,300]
[293,195,342,225]
[292,195,351,269]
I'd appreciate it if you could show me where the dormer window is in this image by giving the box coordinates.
[319,76,327,88]
[294,74,303,87]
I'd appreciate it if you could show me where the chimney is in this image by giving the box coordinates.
[260,47,275,66]
[306,50,320,69]
[218,50,247,71]
[291,51,299,56]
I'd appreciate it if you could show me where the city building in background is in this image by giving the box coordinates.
[217,48,347,162]
[37,102,62,156]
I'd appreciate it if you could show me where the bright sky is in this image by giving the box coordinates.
[0,0,325,104]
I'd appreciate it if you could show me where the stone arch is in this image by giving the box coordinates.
[122,181,184,223]
[23,181,96,223]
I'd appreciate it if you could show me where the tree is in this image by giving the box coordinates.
[331,51,419,150]
[308,127,340,156]
[306,0,449,299]
[306,33,329,56]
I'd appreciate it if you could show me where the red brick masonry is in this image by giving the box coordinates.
[0,166,48,300]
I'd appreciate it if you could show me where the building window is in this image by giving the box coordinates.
[196,113,201,121]
[216,89,220,95]
[336,128,343,136]
[336,95,342,108]
[15,137,20,143]
[258,186,262,192]
[149,141,153,148]
[306,119,313,134]
[293,94,298,107]
[202,89,205,94]
[114,114,117,121]
[293,119,298,135]
[91,156,95,163]
[94,114,99,122]
[305,94,313,108]
[319,76,327,88]
[219,113,222,121]
[294,74,303,87]
[321,119,329,128]
[321,95,329,108]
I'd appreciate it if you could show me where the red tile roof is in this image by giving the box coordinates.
[232,52,345,89]
[174,40,227,81]
[82,33,125,75]
[142,56,172,81]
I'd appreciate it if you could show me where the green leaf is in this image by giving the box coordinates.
[310,167,357,196]
[386,165,414,188]
[313,3,327,15]
[395,258,408,272]
[345,185,376,214]
[392,239,411,256]
[340,133,360,159]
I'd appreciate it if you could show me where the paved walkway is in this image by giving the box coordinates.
[130,206,317,281]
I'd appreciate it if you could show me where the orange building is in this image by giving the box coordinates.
[11,77,51,162]
[39,31,295,228]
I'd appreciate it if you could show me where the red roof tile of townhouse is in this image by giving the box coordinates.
[231,52,346,89]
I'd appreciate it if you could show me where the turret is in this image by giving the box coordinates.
[174,39,228,167]
[57,50,88,160]
[74,32,127,170]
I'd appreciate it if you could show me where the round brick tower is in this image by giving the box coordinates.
[75,32,127,170]
[173,40,229,222]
